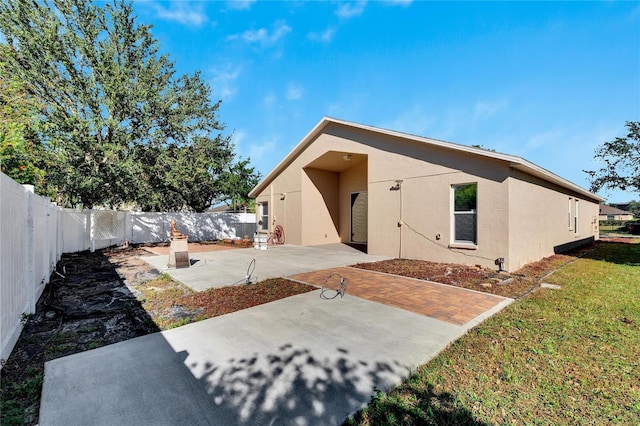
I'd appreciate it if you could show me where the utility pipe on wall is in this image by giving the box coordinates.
[390,180,403,258]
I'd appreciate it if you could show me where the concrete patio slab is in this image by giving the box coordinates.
[141,244,391,291]
[40,289,512,426]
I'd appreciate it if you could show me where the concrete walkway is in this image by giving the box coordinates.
[40,246,513,425]
[40,291,512,426]
[141,244,391,291]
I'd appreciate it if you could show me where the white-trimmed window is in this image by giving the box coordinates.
[259,202,269,232]
[569,197,579,234]
[453,183,477,245]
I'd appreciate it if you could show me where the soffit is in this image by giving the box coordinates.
[304,151,366,172]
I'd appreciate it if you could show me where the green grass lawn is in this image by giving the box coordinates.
[346,241,640,425]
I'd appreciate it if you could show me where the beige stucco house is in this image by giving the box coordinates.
[598,204,634,221]
[249,117,602,272]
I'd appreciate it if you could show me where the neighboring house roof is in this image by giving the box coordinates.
[599,204,633,216]
[610,202,632,211]
[206,204,235,213]
[249,117,603,202]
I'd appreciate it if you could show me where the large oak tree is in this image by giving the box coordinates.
[0,0,257,211]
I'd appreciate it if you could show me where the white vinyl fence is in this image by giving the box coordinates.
[1,174,60,366]
[130,212,256,244]
[56,210,256,253]
[1,171,255,366]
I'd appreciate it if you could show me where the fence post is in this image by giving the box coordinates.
[57,206,63,257]
[44,200,50,279]
[85,209,94,252]
[22,184,36,313]
[49,202,57,271]
[125,211,133,245]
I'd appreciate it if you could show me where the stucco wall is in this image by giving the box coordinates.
[254,157,305,244]
[341,127,511,269]
[254,123,514,269]
[302,168,341,245]
[253,122,599,272]
[507,170,599,271]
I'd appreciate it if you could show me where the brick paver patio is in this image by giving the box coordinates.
[288,266,510,326]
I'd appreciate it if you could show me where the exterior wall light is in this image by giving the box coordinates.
[389,180,403,191]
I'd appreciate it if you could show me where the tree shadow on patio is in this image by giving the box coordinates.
[187,343,486,425]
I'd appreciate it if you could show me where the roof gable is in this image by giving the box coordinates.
[249,117,603,202]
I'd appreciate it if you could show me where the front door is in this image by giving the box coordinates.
[350,192,368,243]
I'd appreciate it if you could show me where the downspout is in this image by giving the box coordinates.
[399,183,403,259]
[269,184,274,233]
[280,192,287,237]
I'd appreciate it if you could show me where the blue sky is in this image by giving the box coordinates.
[134,1,640,203]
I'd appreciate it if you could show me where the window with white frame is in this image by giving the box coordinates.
[453,183,477,244]
[574,199,579,234]
[259,202,269,231]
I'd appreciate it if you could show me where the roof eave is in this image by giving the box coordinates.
[248,117,604,203]
[509,161,604,202]
[249,117,334,198]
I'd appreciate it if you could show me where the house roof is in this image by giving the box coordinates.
[599,204,633,215]
[206,204,235,213]
[249,117,603,202]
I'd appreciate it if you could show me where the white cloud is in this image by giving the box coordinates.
[308,26,336,43]
[263,93,277,109]
[384,106,436,136]
[335,1,367,19]
[232,130,278,173]
[231,129,247,151]
[271,21,292,41]
[403,99,508,142]
[230,21,292,46]
[225,0,256,11]
[249,139,276,160]
[244,137,278,171]
[242,28,267,42]
[472,99,508,124]
[210,65,241,100]
[154,3,208,26]
[525,128,565,151]
[501,123,613,195]
[383,0,413,7]
[286,84,303,100]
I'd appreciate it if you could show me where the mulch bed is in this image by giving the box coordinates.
[352,241,602,299]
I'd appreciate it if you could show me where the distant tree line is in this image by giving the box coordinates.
[0,0,259,212]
